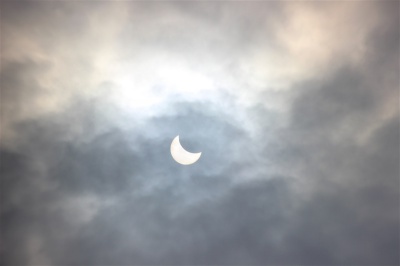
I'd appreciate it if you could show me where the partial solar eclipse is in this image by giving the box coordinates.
[170,135,202,165]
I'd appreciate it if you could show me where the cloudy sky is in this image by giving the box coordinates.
[1,1,399,265]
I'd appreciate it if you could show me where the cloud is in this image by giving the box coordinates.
[1,1,398,265]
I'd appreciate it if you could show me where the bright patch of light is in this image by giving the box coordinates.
[110,59,217,114]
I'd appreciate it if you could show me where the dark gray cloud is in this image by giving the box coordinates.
[1,1,399,265]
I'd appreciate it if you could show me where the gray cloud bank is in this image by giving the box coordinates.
[1,1,399,265]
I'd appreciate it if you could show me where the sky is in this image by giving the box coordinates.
[0,1,399,265]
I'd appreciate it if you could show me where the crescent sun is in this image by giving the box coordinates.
[170,135,202,165]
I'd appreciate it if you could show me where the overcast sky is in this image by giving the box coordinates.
[1,1,399,265]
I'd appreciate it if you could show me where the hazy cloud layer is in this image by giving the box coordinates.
[1,1,399,265]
